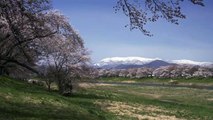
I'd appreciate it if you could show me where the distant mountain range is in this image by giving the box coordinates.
[94,57,213,69]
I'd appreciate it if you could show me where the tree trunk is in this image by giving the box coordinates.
[58,79,64,94]
[0,67,3,75]
[46,80,51,92]
[48,84,51,91]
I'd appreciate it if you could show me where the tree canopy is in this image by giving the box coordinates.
[0,0,89,79]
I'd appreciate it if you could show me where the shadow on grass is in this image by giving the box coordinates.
[71,92,107,100]
[0,97,107,120]
[0,76,112,120]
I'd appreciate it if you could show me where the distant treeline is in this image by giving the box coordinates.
[96,65,213,79]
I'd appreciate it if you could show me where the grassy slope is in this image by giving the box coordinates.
[0,76,213,120]
[0,76,115,120]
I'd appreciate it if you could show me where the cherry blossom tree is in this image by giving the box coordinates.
[0,1,91,95]
[37,11,90,94]
[115,0,204,36]
[0,0,53,75]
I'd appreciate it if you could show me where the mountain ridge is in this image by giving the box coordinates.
[95,57,213,69]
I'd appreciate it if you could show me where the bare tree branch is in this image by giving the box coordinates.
[115,0,204,36]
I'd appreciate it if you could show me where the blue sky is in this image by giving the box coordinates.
[52,0,213,63]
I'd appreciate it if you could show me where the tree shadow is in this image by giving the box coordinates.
[71,92,107,100]
[0,98,106,120]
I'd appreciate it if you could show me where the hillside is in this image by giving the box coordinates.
[1,76,213,120]
[0,77,113,120]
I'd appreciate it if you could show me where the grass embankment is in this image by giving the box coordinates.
[98,77,213,86]
[0,76,115,120]
[0,76,213,120]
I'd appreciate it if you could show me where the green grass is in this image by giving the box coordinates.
[0,76,116,120]
[97,77,213,85]
[0,76,213,120]
[86,85,213,120]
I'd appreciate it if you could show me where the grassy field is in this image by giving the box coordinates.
[0,76,213,120]
[97,77,213,86]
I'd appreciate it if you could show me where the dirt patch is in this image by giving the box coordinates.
[97,83,116,86]
[95,101,184,120]
[207,98,213,101]
[78,82,115,89]
[137,114,182,120]
[78,83,95,89]
[121,80,136,83]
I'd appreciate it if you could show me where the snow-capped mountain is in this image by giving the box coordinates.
[95,57,213,69]
[171,59,212,66]
[95,57,161,67]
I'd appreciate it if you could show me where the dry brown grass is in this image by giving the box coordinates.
[21,95,68,107]
[95,100,184,120]
[121,80,136,83]
[207,98,213,101]
[0,92,13,100]
[78,82,115,89]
